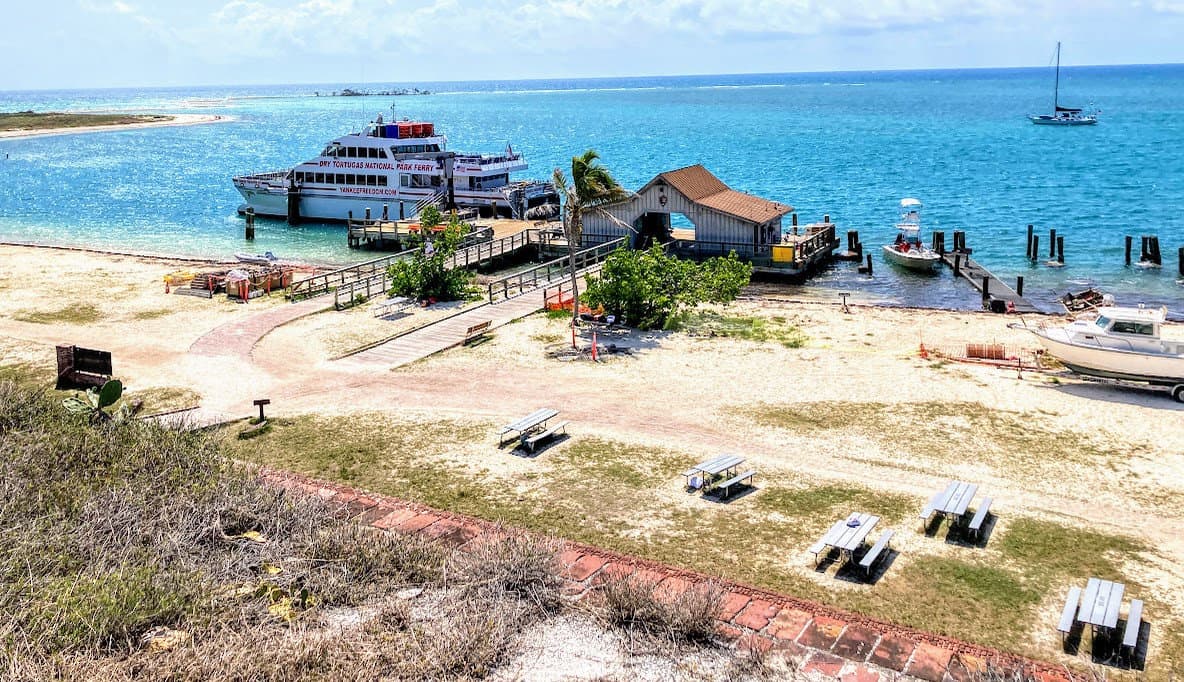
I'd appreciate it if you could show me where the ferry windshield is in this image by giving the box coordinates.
[1095,316,1110,329]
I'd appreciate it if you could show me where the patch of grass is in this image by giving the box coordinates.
[596,572,723,646]
[530,332,564,344]
[0,111,172,132]
[674,310,808,348]
[742,401,1132,476]
[757,484,915,530]
[131,308,174,321]
[124,386,202,414]
[997,517,1145,587]
[544,308,571,320]
[13,304,103,325]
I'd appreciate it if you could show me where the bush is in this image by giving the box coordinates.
[387,215,476,302]
[447,530,565,614]
[582,245,752,330]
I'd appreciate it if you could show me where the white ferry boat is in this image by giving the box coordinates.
[233,117,558,223]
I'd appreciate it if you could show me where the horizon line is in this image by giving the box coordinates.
[3,61,1182,94]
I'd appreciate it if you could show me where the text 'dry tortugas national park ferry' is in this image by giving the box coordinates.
[233,117,559,223]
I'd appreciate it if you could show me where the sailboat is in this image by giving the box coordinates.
[1029,42,1098,126]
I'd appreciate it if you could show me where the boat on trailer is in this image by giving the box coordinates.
[233,116,558,223]
[1016,306,1184,402]
[882,198,941,272]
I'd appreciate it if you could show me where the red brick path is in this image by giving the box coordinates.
[262,469,1076,682]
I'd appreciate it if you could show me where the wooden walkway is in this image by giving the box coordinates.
[340,294,547,368]
[939,252,1041,314]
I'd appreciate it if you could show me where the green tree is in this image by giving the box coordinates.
[387,215,475,302]
[583,246,753,330]
[418,204,443,230]
[552,150,629,341]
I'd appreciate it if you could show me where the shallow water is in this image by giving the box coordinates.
[1,67,1181,314]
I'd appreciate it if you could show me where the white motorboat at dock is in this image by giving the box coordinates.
[882,198,941,272]
[1015,306,1184,402]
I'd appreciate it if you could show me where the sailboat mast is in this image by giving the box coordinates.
[1054,41,1061,109]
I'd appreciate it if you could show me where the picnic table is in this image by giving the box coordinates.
[1078,577,1126,630]
[923,480,978,520]
[682,455,745,491]
[810,513,880,566]
[499,408,559,446]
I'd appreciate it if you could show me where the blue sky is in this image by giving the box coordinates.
[2,0,1182,90]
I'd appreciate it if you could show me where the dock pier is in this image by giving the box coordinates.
[939,249,1039,313]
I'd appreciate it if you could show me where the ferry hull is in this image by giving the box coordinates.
[233,184,549,222]
[1030,328,1184,386]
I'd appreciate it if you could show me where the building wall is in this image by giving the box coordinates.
[582,182,782,248]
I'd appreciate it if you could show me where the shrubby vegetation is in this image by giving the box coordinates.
[386,209,476,302]
[582,245,753,330]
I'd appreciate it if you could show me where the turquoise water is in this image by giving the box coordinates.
[1,67,1182,313]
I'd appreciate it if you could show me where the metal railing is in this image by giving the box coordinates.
[412,191,446,216]
[486,238,625,304]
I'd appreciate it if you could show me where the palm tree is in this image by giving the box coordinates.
[552,150,629,342]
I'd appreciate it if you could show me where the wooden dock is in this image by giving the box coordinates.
[939,251,1041,313]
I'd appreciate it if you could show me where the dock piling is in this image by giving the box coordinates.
[382,204,389,221]
[953,254,961,277]
[1140,236,1149,262]
[1016,276,1024,297]
[1048,229,1056,258]
[981,276,990,304]
[1030,235,1039,262]
[1026,224,1034,259]
[244,208,255,241]
[1056,236,1065,264]
[865,253,873,275]
[399,203,406,220]
[1150,236,1162,265]
[1179,247,1184,277]
[1125,235,1133,265]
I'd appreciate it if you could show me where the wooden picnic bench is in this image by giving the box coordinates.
[373,296,413,318]
[807,540,834,567]
[858,530,894,578]
[1058,586,1082,639]
[524,420,568,452]
[712,469,756,499]
[1122,599,1143,652]
[967,497,993,539]
[464,320,492,345]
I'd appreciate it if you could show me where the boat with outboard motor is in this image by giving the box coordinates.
[1015,305,1184,401]
[882,198,941,272]
[233,116,558,223]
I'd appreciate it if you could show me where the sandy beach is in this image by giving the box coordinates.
[2,240,1182,675]
[0,113,230,140]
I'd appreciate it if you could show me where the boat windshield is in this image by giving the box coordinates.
[1095,316,1110,329]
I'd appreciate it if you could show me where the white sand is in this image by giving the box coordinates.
[0,113,230,140]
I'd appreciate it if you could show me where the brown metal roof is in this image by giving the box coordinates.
[657,164,730,202]
[654,164,792,224]
[699,189,792,225]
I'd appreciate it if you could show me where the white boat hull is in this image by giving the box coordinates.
[1029,115,1097,126]
[882,245,941,272]
[1030,327,1184,385]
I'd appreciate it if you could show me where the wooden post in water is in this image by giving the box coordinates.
[981,276,990,305]
[847,230,858,252]
[245,208,255,241]
[1125,235,1133,265]
[1026,224,1034,259]
[1030,235,1039,262]
[824,214,831,224]
[1140,236,1149,262]
[1150,236,1162,265]
[1057,236,1065,264]
[1178,247,1184,277]
[364,207,371,221]
[865,253,873,275]
[1016,276,1024,297]
[1049,229,1057,258]
[953,254,961,277]
[399,203,406,220]
[934,231,945,255]
[382,204,389,221]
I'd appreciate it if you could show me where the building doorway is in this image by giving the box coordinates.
[632,211,673,248]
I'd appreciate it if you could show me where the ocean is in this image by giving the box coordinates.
[1,66,1182,314]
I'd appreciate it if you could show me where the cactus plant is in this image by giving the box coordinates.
[63,379,127,423]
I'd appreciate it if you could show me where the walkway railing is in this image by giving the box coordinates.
[486,238,625,304]
[289,249,418,301]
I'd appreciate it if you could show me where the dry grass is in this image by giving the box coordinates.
[595,572,724,647]
[12,303,103,325]
[447,530,566,614]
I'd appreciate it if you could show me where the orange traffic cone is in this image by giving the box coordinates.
[165,280,170,294]
[919,343,929,359]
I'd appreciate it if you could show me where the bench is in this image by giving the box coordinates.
[967,497,993,538]
[711,469,756,499]
[523,420,568,452]
[807,541,832,567]
[858,530,894,578]
[918,503,935,525]
[1057,587,1082,637]
[373,296,412,318]
[464,320,492,345]
[1122,599,1143,650]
